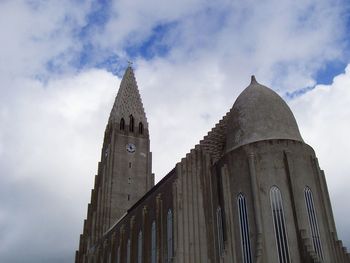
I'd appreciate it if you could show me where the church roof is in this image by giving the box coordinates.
[109,66,148,127]
[224,76,303,152]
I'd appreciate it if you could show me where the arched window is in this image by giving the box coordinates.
[139,122,144,134]
[151,221,157,263]
[270,186,290,263]
[305,187,323,260]
[237,194,252,263]
[120,118,125,130]
[129,115,134,132]
[138,231,143,263]
[216,206,224,256]
[167,209,173,262]
[126,239,131,263]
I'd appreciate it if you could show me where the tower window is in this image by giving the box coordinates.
[138,231,143,263]
[151,220,157,263]
[270,186,290,263]
[237,194,252,263]
[127,238,131,263]
[120,118,125,130]
[216,206,224,256]
[139,122,144,134]
[129,115,134,132]
[167,209,173,262]
[304,187,323,260]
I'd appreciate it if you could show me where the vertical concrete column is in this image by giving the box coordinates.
[191,147,209,263]
[120,225,125,263]
[221,164,238,262]
[191,149,201,262]
[181,157,190,263]
[248,153,263,263]
[204,152,215,263]
[175,163,184,263]
[110,232,116,263]
[312,157,339,261]
[186,153,195,263]
[196,147,204,262]
[102,239,108,263]
[92,211,96,244]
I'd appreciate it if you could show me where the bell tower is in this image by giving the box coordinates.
[90,66,154,242]
[106,66,154,222]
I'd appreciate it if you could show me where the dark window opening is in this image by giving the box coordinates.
[305,187,323,259]
[138,231,143,263]
[129,162,132,168]
[151,221,157,263]
[238,194,252,263]
[128,194,130,201]
[167,209,173,262]
[139,122,144,134]
[217,207,225,256]
[120,118,125,130]
[270,186,290,263]
[129,115,134,132]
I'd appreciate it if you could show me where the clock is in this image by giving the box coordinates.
[126,143,136,153]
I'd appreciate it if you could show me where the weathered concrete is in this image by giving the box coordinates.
[75,71,349,263]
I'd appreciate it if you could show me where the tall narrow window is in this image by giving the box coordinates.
[127,239,131,263]
[167,209,173,262]
[305,187,323,260]
[139,122,144,134]
[216,207,224,256]
[120,118,125,130]
[129,115,134,132]
[151,221,157,263]
[237,194,252,263]
[138,231,143,263]
[270,186,290,263]
[116,246,120,263]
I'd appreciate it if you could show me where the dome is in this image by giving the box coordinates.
[225,76,303,152]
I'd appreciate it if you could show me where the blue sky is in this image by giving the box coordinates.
[1,0,350,262]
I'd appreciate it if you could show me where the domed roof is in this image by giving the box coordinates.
[225,76,303,152]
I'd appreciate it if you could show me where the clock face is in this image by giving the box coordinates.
[126,143,136,153]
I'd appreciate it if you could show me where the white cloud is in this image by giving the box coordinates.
[291,64,350,245]
[0,69,118,262]
[0,0,92,79]
[0,0,350,261]
[94,0,347,92]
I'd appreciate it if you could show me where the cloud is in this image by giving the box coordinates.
[290,64,350,246]
[0,0,95,80]
[93,0,349,91]
[0,0,350,262]
[0,69,118,262]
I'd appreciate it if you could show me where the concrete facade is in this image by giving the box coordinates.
[75,68,350,263]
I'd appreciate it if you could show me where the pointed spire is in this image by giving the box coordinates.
[250,75,257,84]
[109,66,148,127]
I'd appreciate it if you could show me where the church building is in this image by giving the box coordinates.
[75,66,350,263]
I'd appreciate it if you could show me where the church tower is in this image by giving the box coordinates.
[81,66,154,249]
[76,73,350,263]
[105,65,154,222]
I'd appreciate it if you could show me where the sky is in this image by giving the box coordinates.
[0,0,350,262]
